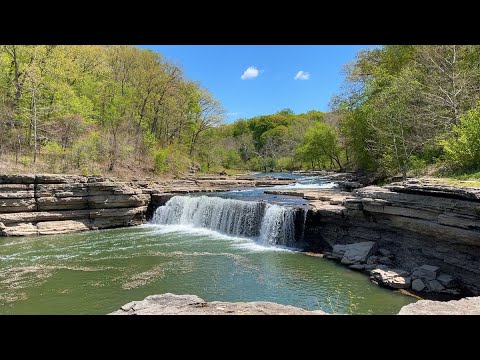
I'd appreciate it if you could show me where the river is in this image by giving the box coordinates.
[0,174,415,314]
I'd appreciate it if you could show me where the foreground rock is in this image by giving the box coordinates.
[110,293,326,315]
[398,296,480,315]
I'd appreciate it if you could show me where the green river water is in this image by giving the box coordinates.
[0,224,415,314]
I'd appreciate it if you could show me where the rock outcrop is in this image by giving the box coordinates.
[0,174,149,236]
[302,181,480,295]
[0,174,296,237]
[398,296,480,315]
[111,293,480,315]
[110,293,326,315]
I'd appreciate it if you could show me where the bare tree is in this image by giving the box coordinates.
[189,89,225,157]
[416,45,480,129]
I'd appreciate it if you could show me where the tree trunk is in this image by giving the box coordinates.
[32,86,38,163]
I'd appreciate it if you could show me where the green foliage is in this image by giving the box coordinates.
[223,149,241,169]
[206,109,327,173]
[407,156,427,177]
[335,45,480,178]
[0,45,224,176]
[153,148,170,173]
[70,132,100,174]
[153,145,191,176]
[297,122,343,170]
[442,105,480,172]
[42,141,64,171]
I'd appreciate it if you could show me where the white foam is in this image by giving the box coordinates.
[145,223,292,252]
[271,181,337,190]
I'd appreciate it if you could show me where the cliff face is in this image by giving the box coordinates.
[0,174,150,236]
[303,183,480,294]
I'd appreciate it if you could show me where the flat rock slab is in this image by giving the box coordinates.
[110,293,327,315]
[340,241,377,265]
[398,296,480,315]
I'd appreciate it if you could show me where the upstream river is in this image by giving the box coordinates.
[0,174,415,314]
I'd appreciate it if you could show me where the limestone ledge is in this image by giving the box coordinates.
[110,293,480,315]
[0,173,294,237]
[110,293,326,315]
[300,182,480,295]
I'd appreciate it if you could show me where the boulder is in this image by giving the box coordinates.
[332,244,348,258]
[437,273,457,289]
[411,278,426,292]
[339,241,377,265]
[411,265,440,281]
[426,279,445,293]
[370,268,411,289]
[366,256,379,265]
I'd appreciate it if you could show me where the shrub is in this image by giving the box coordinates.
[442,105,480,172]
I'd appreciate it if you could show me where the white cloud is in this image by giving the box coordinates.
[227,112,241,117]
[241,66,261,80]
[294,71,310,80]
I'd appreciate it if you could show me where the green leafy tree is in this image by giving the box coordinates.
[442,104,480,172]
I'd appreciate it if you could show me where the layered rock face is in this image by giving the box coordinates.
[0,174,150,236]
[303,182,480,294]
[0,174,295,237]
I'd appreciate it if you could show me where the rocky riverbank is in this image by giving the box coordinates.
[0,173,295,236]
[111,293,480,315]
[294,179,480,296]
[398,296,480,315]
[110,293,326,315]
[3,172,480,300]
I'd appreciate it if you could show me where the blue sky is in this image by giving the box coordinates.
[139,45,378,122]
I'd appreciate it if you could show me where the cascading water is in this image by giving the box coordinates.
[152,195,297,246]
[258,204,296,246]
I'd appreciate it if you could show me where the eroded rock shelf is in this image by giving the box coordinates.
[0,173,294,236]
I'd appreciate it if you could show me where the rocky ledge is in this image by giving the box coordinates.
[0,174,150,236]
[398,296,480,315]
[300,181,480,295]
[111,293,480,315]
[0,173,294,237]
[110,293,326,315]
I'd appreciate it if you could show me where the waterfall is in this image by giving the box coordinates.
[258,204,296,246]
[152,195,297,246]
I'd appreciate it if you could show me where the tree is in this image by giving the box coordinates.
[416,45,480,129]
[297,122,343,170]
[442,104,480,172]
[187,88,225,157]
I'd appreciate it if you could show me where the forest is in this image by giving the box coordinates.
[1,45,480,180]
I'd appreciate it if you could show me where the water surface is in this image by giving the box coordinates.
[0,225,415,314]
